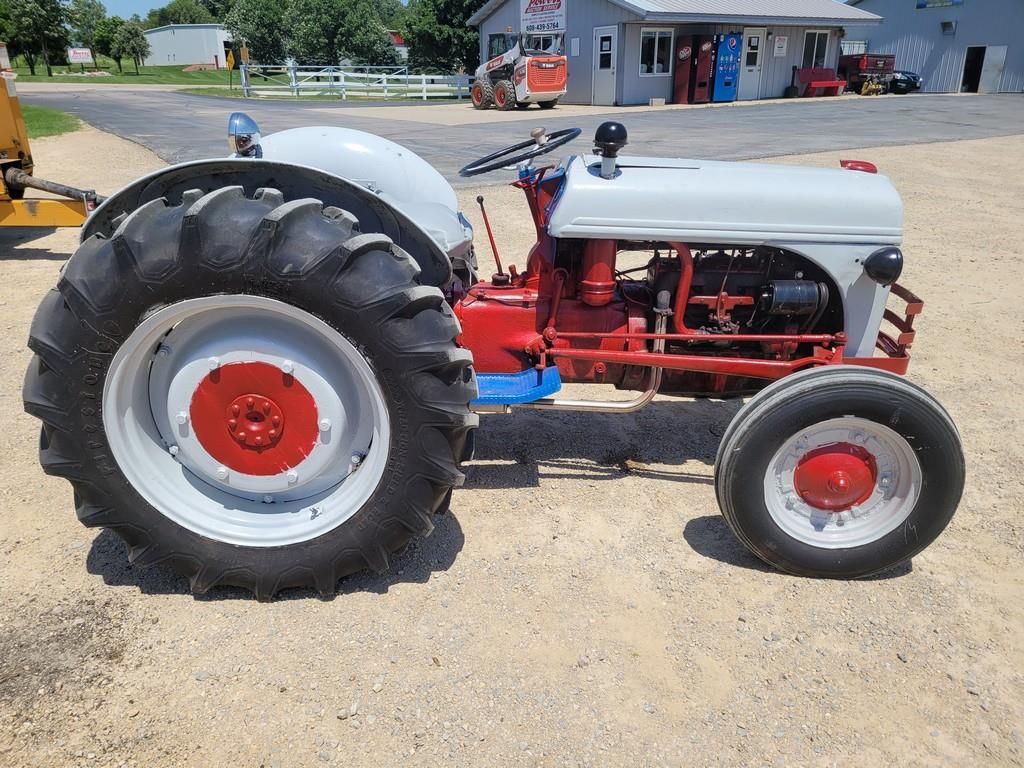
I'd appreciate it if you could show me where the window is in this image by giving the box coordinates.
[488,33,514,60]
[802,30,829,69]
[598,34,613,69]
[639,28,673,76]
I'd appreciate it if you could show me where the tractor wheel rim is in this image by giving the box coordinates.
[472,84,482,105]
[762,417,921,549]
[495,88,506,106]
[103,295,390,547]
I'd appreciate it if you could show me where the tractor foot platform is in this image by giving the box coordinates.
[472,367,562,406]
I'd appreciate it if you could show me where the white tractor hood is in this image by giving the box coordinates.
[547,154,903,246]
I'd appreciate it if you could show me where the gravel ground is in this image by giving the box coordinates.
[1,125,1022,768]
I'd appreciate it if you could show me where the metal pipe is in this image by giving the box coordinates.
[474,310,669,415]
[4,167,104,207]
[553,331,836,344]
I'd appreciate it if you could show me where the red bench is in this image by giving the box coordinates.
[796,67,846,97]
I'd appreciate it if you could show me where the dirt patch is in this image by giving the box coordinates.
[0,127,1022,767]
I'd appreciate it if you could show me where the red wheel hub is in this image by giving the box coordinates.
[793,442,877,512]
[190,362,319,476]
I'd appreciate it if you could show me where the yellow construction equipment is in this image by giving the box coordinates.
[1,65,101,227]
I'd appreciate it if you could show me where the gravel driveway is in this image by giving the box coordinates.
[1,125,1022,767]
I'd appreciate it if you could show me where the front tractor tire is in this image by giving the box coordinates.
[23,187,477,599]
[471,79,494,109]
[494,80,517,111]
[538,99,559,109]
[714,366,964,579]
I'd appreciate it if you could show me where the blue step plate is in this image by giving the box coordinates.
[472,367,562,406]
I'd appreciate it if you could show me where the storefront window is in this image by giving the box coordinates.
[802,30,829,69]
[640,28,673,76]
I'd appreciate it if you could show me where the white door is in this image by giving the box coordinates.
[978,45,1007,93]
[592,26,617,105]
[737,28,765,100]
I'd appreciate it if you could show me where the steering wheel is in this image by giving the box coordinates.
[459,127,582,177]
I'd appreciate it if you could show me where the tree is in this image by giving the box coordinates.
[94,13,124,70]
[374,0,406,28]
[112,19,150,74]
[338,0,398,66]
[284,0,343,65]
[7,0,69,76]
[144,0,215,28]
[68,0,106,67]
[224,0,284,64]
[404,0,483,73]
[284,0,399,67]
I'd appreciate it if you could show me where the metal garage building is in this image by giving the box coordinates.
[847,0,1023,93]
[143,24,232,69]
[468,0,882,105]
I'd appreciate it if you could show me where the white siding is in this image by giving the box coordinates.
[619,23,842,105]
[849,0,1024,93]
[143,25,231,68]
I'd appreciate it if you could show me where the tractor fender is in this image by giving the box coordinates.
[84,158,455,287]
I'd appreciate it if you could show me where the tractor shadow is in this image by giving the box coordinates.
[0,227,66,259]
[85,510,466,601]
[680,515,913,580]
[464,397,741,489]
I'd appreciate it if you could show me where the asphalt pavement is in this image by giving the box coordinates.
[22,89,1024,183]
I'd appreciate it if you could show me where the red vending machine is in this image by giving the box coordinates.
[672,35,694,104]
[690,36,715,104]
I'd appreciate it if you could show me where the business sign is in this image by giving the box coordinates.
[67,47,94,64]
[0,43,10,70]
[520,0,565,34]
[916,0,963,7]
[773,35,788,57]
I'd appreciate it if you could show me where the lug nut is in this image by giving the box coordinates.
[207,356,220,371]
[281,360,294,374]
[286,470,298,484]
[263,495,274,504]
[157,346,171,358]
[319,418,332,432]
[168,445,179,457]
[231,404,240,417]
[216,466,229,480]
[174,411,188,425]
[351,453,363,466]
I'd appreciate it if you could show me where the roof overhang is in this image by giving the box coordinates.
[468,0,880,27]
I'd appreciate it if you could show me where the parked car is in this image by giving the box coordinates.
[890,70,923,94]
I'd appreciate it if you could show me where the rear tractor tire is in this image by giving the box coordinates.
[714,366,963,579]
[23,186,477,599]
[494,80,517,111]
[538,99,559,109]
[471,79,494,109]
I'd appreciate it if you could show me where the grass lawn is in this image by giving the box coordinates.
[21,104,81,138]
[9,58,233,86]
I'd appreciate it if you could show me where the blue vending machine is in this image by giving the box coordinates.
[711,33,741,102]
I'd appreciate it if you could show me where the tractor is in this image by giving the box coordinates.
[471,32,567,111]
[22,113,965,599]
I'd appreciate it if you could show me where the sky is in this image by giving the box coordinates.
[104,0,165,19]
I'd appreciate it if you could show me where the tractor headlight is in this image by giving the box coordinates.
[864,247,903,286]
[228,111,262,158]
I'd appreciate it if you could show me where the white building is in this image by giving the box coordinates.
[143,24,232,68]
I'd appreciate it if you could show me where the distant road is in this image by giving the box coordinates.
[22,89,1024,183]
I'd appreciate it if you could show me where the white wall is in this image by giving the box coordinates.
[143,25,231,68]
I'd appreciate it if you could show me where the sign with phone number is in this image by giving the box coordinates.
[520,0,565,33]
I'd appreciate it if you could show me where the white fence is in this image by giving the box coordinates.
[239,64,472,100]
